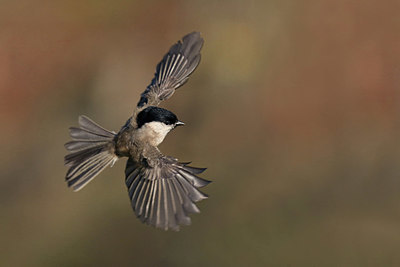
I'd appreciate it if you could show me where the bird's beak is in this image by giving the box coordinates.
[175,121,185,127]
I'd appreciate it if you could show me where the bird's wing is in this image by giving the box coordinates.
[135,32,204,113]
[124,156,211,231]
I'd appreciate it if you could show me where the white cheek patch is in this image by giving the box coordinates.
[138,121,174,146]
[146,121,174,135]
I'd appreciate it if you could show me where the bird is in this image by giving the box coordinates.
[64,32,211,231]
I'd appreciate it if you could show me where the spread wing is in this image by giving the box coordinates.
[136,32,204,111]
[124,156,211,231]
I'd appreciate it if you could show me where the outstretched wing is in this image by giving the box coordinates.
[125,156,211,231]
[136,32,204,111]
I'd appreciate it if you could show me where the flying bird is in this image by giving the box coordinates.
[64,32,210,231]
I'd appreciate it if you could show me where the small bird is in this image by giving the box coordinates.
[64,32,210,231]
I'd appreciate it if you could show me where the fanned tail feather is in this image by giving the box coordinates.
[64,116,118,191]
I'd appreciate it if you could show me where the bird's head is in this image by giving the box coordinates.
[136,106,184,146]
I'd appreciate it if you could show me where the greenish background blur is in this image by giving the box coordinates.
[1,0,400,266]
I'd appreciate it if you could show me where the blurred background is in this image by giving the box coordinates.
[1,0,400,266]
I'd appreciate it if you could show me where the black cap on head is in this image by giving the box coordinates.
[136,106,179,128]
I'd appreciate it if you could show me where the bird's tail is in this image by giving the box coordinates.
[64,116,118,191]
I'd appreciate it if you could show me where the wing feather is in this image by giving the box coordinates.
[126,168,140,190]
[149,179,159,226]
[170,178,191,225]
[176,173,208,202]
[132,175,145,208]
[125,156,210,231]
[155,179,162,227]
[178,169,211,188]
[144,179,156,219]
[128,170,141,199]
[136,32,204,111]
[164,179,178,230]
[136,178,149,214]
[172,177,200,214]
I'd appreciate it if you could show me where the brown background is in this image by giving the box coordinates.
[1,0,400,266]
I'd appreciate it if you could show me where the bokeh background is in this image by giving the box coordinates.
[1,0,400,266]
